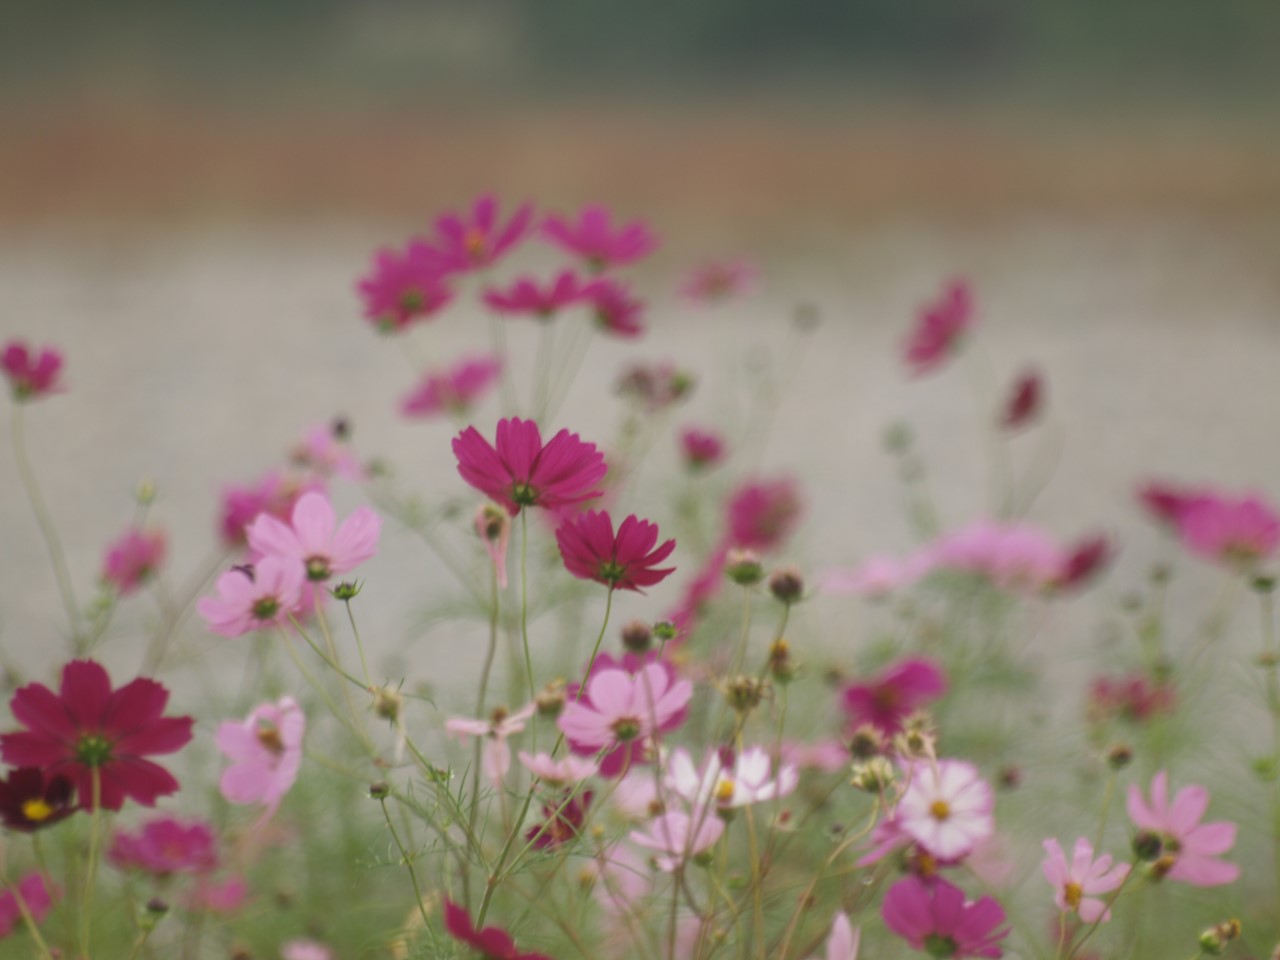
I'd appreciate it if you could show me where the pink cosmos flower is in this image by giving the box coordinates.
[679,427,726,470]
[282,939,334,960]
[357,241,454,333]
[444,899,554,960]
[109,815,218,875]
[0,873,59,938]
[290,421,365,482]
[680,258,758,304]
[475,503,512,589]
[400,356,503,419]
[555,510,676,592]
[663,546,730,643]
[1000,370,1042,429]
[518,751,597,786]
[1137,480,1205,527]
[630,811,723,871]
[1177,492,1280,567]
[102,528,168,595]
[903,279,975,376]
[431,195,533,273]
[587,278,645,337]
[216,697,305,815]
[842,657,947,736]
[1126,771,1239,886]
[187,875,249,914]
[198,558,306,637]
[896,759,995,861]
[2,341,64,400]
[666,746,798,811]
[1087,673,1175,724]
[1041,837,1129,923]
[611,771,662,820]
[810,912,860,960]
[446,705,536,785]
[247,491,381,583]
[218,471,324,548]
[590,844,652,918]
[882,875,1008,958]
[483,271,596,319]
[925,521,1064,592]
[541,205,658,271]
[727,478,804,553]
[821,555,929,598]
[779,739,852,774]
[453,417,608,516]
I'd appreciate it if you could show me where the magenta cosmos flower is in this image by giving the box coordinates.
[1136,480,1206,527]
[216,696,305,815]
[400,355,503,419]
[555,510,676,592]
[0,873,59,939]
[0,660,193,811]
[903,279,975,376]
[357,241,453,333]
[726,477,804,553]
[1177,492,1280,567]
[896,759,995,862]
[1041,837,1129,923]
[483,271,596,319]
[101,527,168,596]
[453,417,607,517]
[197,557,306,637]
[444,900,554,960]
[1127,770,1238,886]
[679,427,726,470]
[247,490,381,583]
[431,194,533,273]
[109,815,218,875]
[586,277,645,337]
[1054,534,1113,591]
[680,258,758,304]
[842,657,947,736]
[883,876,1008,959]
[218,470,324,548]
[1,340,64,401]
[541,204,658,272]
[1000,369,1042,430]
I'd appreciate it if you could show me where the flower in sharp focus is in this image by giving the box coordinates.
[809,912,860,960]
[453,417,607,517]
[679,427,726,470]
[197,557,306,638]
[483,271,596,320]
[431,194,533,273]
[726,477,804,553]
[896,759,995,862]
[1126,771,1239,886]
[0,659,194,811]
[0,767,76,831]
[540,204,658,272]
[443,899,555,960]
[1176,492,1280,568]
[680,258,758,304]
[1041,837,1129,923]
[630,810,724,871]
[999,369,1042,429]
[555,510,676,592]
[102,527,168,596]
[841,657,947,737]
[0,873,60,939]
[903,279,975,376]
[357,241,454,333]
[400,355,504,420]
[247,491,381,583]
[586,277,645,337]
[1,340,64,401]
[216,696,305,815]
[882,875,1008,958]
[446,705,536,785]
[109,815,219,875]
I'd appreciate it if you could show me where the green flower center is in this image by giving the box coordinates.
[399,288,425,313]
[252,597,281,620]
[75,734,114,767]
[305,556,331,581]
[597,560,628,584]
[511,482,538,507]
[924,934,958,958]
[611,717,641,742]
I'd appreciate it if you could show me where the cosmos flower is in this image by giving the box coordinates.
[1177,492,1280,567]
[679,258,758,304]
[555,510,676,592]
[281,940,335,960]
[431,195,533,273]
[841,658,947,737]
[101,528,168,596]
[247,491,381,583]
[525,789,593,850]
[665,745,799,812]
[630,810,723,871]
[809,912,860,960]
[0,768,76,832]
[0,873,59,939]
[586,278,645,337]
[1041,837,1129,923]
[726,478,804,553]
[1126,771,1238,886]
[475,503,512,589]
[443,899,554,960]
[289,421,365,482]
[357,241,454,333]
[216,696,305,816]
[400,356,503,419]
[882,875,1008,958]
[446,705,536,785]
[197,558,306,638]
[218,470,324,548]
[903,279,975,376]
[896,759,995,862]
[109,815,218,875]
[483,271,596,319]
[1,340,64,401]
[518,751,597,787]
[820,555,930,599]
[540,205,658,271]
[679,427,726,470]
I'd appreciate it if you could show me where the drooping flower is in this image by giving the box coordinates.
[431,195,533,273]
[541,205,658,272]
[1177,492,1280,567]
[101,528,168,596]
[357,241,454,333]
[247,491,381,583]
[0,873,59,938]
[282,939,335,960]
[483,271,596,320]
[0,768,76,832]
[525,789,593,849]
[555,510,676,592]
[841,658,947,736]
[2,340,64,401]
[665,746,798,812]
[903,279,975,376]
[518,751,597,786]
[109,815,218,875]
[475,503,512,589]
[453,417,607,517]
[630,810,724,871]
[680,258,757,304]
[400,356,503,419]
[0,660,194,811]
[1054,535,1113,591]
[443,899,554,960]
[197,558,306,637]
[1000,370,1042,429]
[1041,837,1129,923]
[289,420,365,482]
[218,471,324,548]
[726,478,804,553]
[446,705,536,785]
[1126,771,1238,886]
[216,697,305,815]
[882,875,1008,958]
[586,278,645,337]
[809,912,860,960]
[896,759,995,861]
[679,427,726,470]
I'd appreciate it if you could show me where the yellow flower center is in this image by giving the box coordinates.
[1064,882,1083,908]
[715,779,736,804]
[22,798,53,822]
[465,227,488,260]
[929,799,951,821]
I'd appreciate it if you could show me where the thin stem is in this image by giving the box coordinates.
[345,598,373,687]
[1094,769,1117,851]
[380,797,434,932]
[578,588,615,699]
[520,511,536,705]
[467,565,503,899]
[12,881,56,960]
[80,767,104,956]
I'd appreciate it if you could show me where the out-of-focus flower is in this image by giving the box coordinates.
[821,555,929,598]
[617,362,695,411]
[216,697,305,816]
[187,875,249,914]
[109,815,218,875]
[679,427,726,470]
[0,768,76,832]
[443,899,554,960]
[401,356,503,419]
[0,873,59,938]
[1,340,64,400]
[102,528,168,596]
[896,759,995,862]
[475,503,511,589]
[281,939,334,960]
[1177,492,1280,567]
[357,241,453,333]
[630,810,723,871]
[198,558,306,637]
[555,510,676,592]
[218,471,324,548]
[518,751,597,786]
[587,278,645,338]
[247,491,381,583]
[525,789,593,849]
[453,417,607,517]
[809,912,860,960]
[665,746,798,811]
[1000,369,1042,430]
[726,478,804,553]
[680,258,758,304]
[290,421,365,482]
[1054,535,1113,590]
[446,705,536,786]
[1041,837,1129,923]
[903,279,975,376]
[1126,771,1238,886]
[1088,673,1175,725]
[1136,480,1205,527]
[882,875,1008,958]
[483,271,596,320]
[0,660,193,811]
[431,195,533,273]
[541,205,658,272]
[779,739,852,774]
[841,658,947,737]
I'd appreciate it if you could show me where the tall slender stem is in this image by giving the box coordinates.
[80,768,103,956]
[579,589,615,698]
[380,797,433,931]
[520,511,536,704]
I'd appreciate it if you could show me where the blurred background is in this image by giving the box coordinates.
[2,1,1280,679]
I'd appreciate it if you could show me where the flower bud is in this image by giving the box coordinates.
[768,568,805,605]
[1254,575,1277,594]
[373,686,403,722]
[1198,919,1241,955]
[536,680,566,719]
[331,580,362,601]
[653,620,678,643]
[767,638,795,684]
[724,549,764,587]
[895,712,937,760]
[851,757,895,792]
[475,503,508,544]
[620,620,653,653]
[848,724,884,760]
[723,675,768,714]
[139,896,169,931]
[1106,744,1133,770]
[997,766,1021,791]
[369,781,391,800]
[135,478,157,506]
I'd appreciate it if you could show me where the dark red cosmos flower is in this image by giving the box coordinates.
[1000,369,1042,430]
[0,768,76,831]
[525,790,593,850]
[1056,534,1113,590]
[443,899,555,960]
[0,660,194,811]
[555,511,676,592]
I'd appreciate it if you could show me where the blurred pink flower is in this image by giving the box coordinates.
[841,657,947,736]
[357,241,453,333]
[446,705,536,785]
[779,739,851,774]
[882,875,1008,958]
[247,491,380,584]
[444,899,554,960]
[1087,673,1175,724]
[1126,771,1238,886]
[559,661,692,774]
[2,340,63,401]
[821,554,928,598]
[1177,492,1280,567]
[102,527,168,595]
[555,510,676,592]
[282,939,334,960]
[187,875,249,914]
[218,471,324,548]
[810,912,860,960]
[541,204,658,271]
[0,872,59,938]
[431,194,533,272]
[587,277,645,337]
[679,427,726,470]
[896,759,995,862]
[518,751,597,786]
[1041,837,1129,923]
[198,558,306,637]
[290,421,365,482]
[630,810,723,871]
[526,788,593,850]
[1136,480,1206,527]
[484,271,596,319]
[216,696,305,815]
[475,503,511,589]
[726,477,804,553]
[1055,534,1113,590]
[903,279,975,376]
[617,362,695,411]
[109,815,218,875]
[401,356,504,420]
[1000,369,1042,429]
[680,258,757,304]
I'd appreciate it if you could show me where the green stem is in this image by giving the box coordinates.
[12,880,56,960]
[520,511,536,705]
[345,597,373,687]
[80,767,103,957]
[578,589,615,699]
[380,797,434,932]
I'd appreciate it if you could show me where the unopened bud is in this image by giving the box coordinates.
[369,781,391,800]
[768,638,795,683]
[848,724,884,760]
[997,766,1022,791]
[725,549,764,587]
[135,479,157,505]
[1254,575,1277,594]
[653,620,678,643]
[536,681,567,719]
[475,503,509,543]
[620,620,653,653]
[895,711,937,760]
[851,757,895,792]
[373,686,403,721]
[139,897,169,931]
[768,568,805,605]
[1106,744,1133,770]
[1198,919,1242,955]
[331,580,362,601]
[724,675,768,714]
